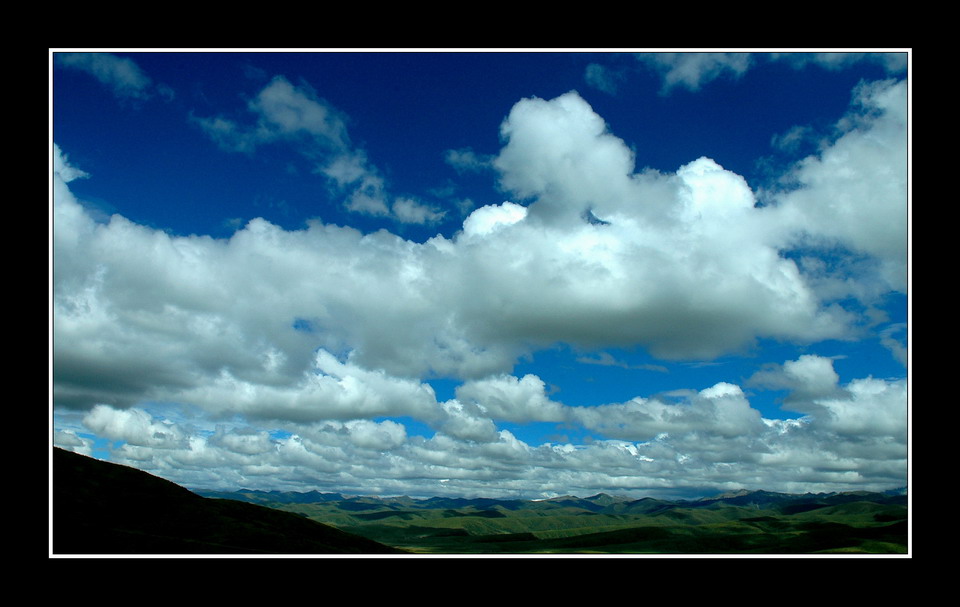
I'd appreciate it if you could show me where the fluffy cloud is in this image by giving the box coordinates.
[569,382,765,441]
[808,377,907,439]
[460,201,526,237]
[749,355,908,440]
[749,354,844,401]
[456,374,566,423]
[53,79,905,410]
[767,78,908,295]
[53,74,907,497]
[83,405,188,449]
[435,400,500,443]
[55,355,905,498]
[494,91,640,223]
[485,91,867,359]
[176,349,443,423]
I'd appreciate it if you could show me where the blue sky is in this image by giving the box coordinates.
[51,50,909,500]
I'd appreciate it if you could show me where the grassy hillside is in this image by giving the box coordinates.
[227,489,908,554]
[52,448,404,555]
[68,461,906,555]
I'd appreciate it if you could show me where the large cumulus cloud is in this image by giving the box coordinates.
[767,79,908,296]
[52,75,907,497]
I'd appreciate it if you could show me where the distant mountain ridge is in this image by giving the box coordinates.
[196,485,907,554]
[196,486,908,515]
[52,447,907,554]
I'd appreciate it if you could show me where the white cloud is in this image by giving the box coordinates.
[584,63,626,95]
[748,354,843,401]
[343,172,391,216]
[194,75,443,225]
[773,52,908,74]
[749,355,908,440]
[53,144,88,183]
[576,351,668,373]
[494,91,638,223]
[53,74,907,497]
[193,76,349,154]
[880,323,908,366]
[392,197,446,225]
[444,147,492,174]
[768,78,908,294]
[320,150,372,187]
[487,91,859,359]
[343,419,408,450]
[176,349,443,423]
[249,77,349,145]
[460,201,527,237]
[63,358,906,497]
[569,382,765,441]
[436,400,500,443]
[209,427,275,455]
[634,52,753,93]
[808,376,907,439]
[456,374,566,423]
[53,430,93,456]
[627,52,907,96]
[83,405,188,449]
[56,52,172,101]
[53,82,905,409]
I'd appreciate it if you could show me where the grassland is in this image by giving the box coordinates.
[214,489,908,555]
[53,447,907,555]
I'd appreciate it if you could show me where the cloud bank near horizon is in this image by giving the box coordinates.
[55,352,907,498]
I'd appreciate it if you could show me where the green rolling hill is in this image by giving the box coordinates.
[201,486,907,554]
[51,447,907,555]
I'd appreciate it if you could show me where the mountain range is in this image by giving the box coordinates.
[194,486,908,554]
[52,447,908,555]
[196,486,907,516]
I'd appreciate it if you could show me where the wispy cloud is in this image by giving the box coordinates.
[55,52,173,102]
[576,352,668,373]
[771,51,909,74]
[879,323,908,367]
[444,147,493,174]
[584,62,627,95]
[193,75,444,225]
[637,52,753,94]
[587,51,908,96]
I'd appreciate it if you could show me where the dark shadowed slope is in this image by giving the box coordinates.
[52,448,404,555]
